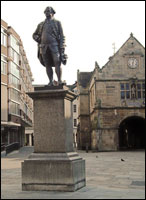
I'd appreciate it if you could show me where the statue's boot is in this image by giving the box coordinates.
[58,80,63,85]
[48,81,54,86]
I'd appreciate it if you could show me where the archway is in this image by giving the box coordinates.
[118,116,145,150]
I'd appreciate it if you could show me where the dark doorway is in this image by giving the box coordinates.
[119,116,145,150]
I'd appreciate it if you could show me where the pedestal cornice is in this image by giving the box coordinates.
[27,86,76,102]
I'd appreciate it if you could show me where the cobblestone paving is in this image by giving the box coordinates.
[1,147,145,199]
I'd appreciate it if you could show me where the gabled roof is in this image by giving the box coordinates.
[101,33,145,71]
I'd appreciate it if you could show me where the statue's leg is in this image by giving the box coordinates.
[42,48,54,85]
[55,64,62,84]
[46,66,53,85]
[52,53,62,84]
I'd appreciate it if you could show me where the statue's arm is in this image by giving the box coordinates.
[58,21,66,50]
[57,21,68,65]
[32,22,43,43]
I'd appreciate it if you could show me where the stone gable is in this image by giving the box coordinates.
[98,34,145,80]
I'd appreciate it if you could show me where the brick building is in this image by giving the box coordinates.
[77,33,145,151]
[1,19,34,147]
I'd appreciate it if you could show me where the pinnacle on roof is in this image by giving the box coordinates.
[130,32,134,37]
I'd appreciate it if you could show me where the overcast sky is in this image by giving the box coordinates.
[1,1,145,85]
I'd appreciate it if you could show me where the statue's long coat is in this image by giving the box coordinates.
[32,18,65,67]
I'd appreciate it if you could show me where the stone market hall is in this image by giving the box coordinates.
[77,33,145,151]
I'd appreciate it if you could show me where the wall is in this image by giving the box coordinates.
[91,108,145,151]
[1,84,8,121]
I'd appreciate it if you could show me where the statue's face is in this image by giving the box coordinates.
[45,8,53,18]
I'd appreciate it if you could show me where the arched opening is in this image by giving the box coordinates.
[118,116,145,150]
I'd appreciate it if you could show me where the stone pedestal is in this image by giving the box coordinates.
[22,85,86,191]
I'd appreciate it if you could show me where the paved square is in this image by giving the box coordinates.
[1,147,145,199]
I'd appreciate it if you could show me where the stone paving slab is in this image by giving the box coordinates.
[1,147,145,199]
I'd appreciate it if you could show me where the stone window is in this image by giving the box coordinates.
[73,104,76,112]
[120,83,130,99]
[126,83,130,99]
[137,83,145,99]
[120,82,145,100]
[137,83,142,99]
[74,119,77,127]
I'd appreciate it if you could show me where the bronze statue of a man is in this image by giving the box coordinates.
[33,6,67,86]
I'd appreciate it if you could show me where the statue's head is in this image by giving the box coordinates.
[44,6,56,17]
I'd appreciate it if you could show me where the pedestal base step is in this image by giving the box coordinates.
[22,152,86,191]
[22,180,86,192]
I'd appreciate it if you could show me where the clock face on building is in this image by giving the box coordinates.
[128,58,138,68]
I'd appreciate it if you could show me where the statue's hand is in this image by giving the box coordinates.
[61,53,68,65]
[33,35,41,43]
[60,48,68,65]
